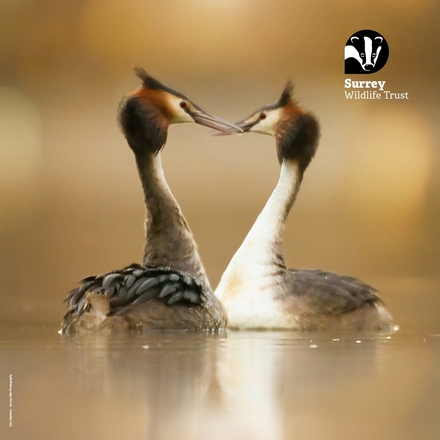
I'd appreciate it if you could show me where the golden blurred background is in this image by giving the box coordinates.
[0,0,439,325]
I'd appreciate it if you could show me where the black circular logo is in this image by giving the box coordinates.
[344,30,389,74]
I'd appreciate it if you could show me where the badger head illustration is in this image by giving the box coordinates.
[344,30,389,74]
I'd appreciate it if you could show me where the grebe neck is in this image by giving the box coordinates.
[135,152,210,290]
[215,159,302,301]
[234,160,301,269]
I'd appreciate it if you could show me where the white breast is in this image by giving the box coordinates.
[217,267,299,330]
[224,290,299,330]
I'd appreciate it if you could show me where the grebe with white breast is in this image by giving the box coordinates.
[215,82,395,331]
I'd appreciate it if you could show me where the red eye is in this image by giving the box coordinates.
[260,113,266,120]
[180,102,187,108]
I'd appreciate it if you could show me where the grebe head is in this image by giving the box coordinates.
[119,67,240,154]
[235,81,320,171]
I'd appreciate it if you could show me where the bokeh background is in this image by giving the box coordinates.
[0,0,439,326]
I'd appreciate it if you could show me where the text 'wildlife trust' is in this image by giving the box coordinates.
[344,79,409,100]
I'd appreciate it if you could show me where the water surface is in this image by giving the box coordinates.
[1,284,440,440]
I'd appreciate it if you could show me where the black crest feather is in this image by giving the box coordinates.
[133,67,167,91]
[133,66,188,101]
[277,80,294,107]
[259,80,294,113]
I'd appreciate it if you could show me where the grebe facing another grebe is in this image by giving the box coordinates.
[61,68,237,334]
[215,82,395,331]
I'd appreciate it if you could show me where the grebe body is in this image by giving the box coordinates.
[215,82,394,331]
[62,68,237,334]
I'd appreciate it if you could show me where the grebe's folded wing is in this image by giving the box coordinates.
[285,269,381,316]
[63,263,207,318]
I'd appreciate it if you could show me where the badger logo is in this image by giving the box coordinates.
[344,30,389,74]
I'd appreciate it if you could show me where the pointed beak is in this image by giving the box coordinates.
[234,118,259,132]
[208,117,258,137]
[187,109,242,134]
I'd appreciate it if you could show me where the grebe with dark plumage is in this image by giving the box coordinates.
[215,82,395,331]
[61,68,238,334]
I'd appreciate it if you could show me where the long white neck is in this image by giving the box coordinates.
[215,160,301,299]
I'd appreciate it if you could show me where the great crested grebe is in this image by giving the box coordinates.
[215,82,395,331]
[62,68,237,334]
